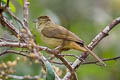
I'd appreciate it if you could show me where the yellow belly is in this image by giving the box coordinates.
[40,33,63,48]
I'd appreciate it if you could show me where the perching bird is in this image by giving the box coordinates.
[34,16,106,66]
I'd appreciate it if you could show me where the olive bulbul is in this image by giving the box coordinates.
[34,16,106,66]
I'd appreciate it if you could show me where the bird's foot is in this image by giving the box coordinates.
[52,46,62,54]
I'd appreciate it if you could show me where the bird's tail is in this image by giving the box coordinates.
[69,41,106,66]
[84,46,106,66]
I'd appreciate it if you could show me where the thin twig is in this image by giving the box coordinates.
[58,54,84,62]
[0,41,27,48]
[22,0,32,37]
[58,54,79,59]
[6,8,25,27]
[6,0,10,7]
[0,37,18,42]
[50,56,120,65]
[83,56,120,65]
[0,50,30,58]
[23,0,29,27]
[0,0,1,7]
[0,16,19,37]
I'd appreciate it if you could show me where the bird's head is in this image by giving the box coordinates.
[33,16,52,30]
[33,16,51,24]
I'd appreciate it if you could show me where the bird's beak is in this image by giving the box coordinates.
[33,19,38,23]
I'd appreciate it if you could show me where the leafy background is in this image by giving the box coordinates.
[0,0,120,80]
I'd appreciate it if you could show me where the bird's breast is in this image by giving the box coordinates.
[40,32,63,48]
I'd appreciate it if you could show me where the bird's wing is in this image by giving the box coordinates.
[41,24,84,45]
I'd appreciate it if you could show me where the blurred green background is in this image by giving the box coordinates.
[0,0,120,80]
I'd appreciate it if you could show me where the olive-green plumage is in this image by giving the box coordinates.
[34,16,106,66]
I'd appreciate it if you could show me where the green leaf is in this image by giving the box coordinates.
[1,0,15,12]
[42,56,55,80]
[9,2,15,12]
[16,0,23,6]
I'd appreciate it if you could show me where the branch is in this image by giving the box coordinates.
[0,16,19,37]
[22,0,32,37]
[0,50,30,58]
[83,56,120,65]
[6,8,25,27]
[0,0,1,7]
[58,54,80,59]
[0,41,27,48]
[23,0,29,27]
[6,0,10,7]
[50,56,120,65]
[0,37,18,42]
[63,17,120,80]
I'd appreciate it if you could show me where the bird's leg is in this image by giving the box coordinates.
[50,45,63,61]
[53,45,63,53]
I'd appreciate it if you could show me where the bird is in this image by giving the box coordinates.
[33,16,106,66]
